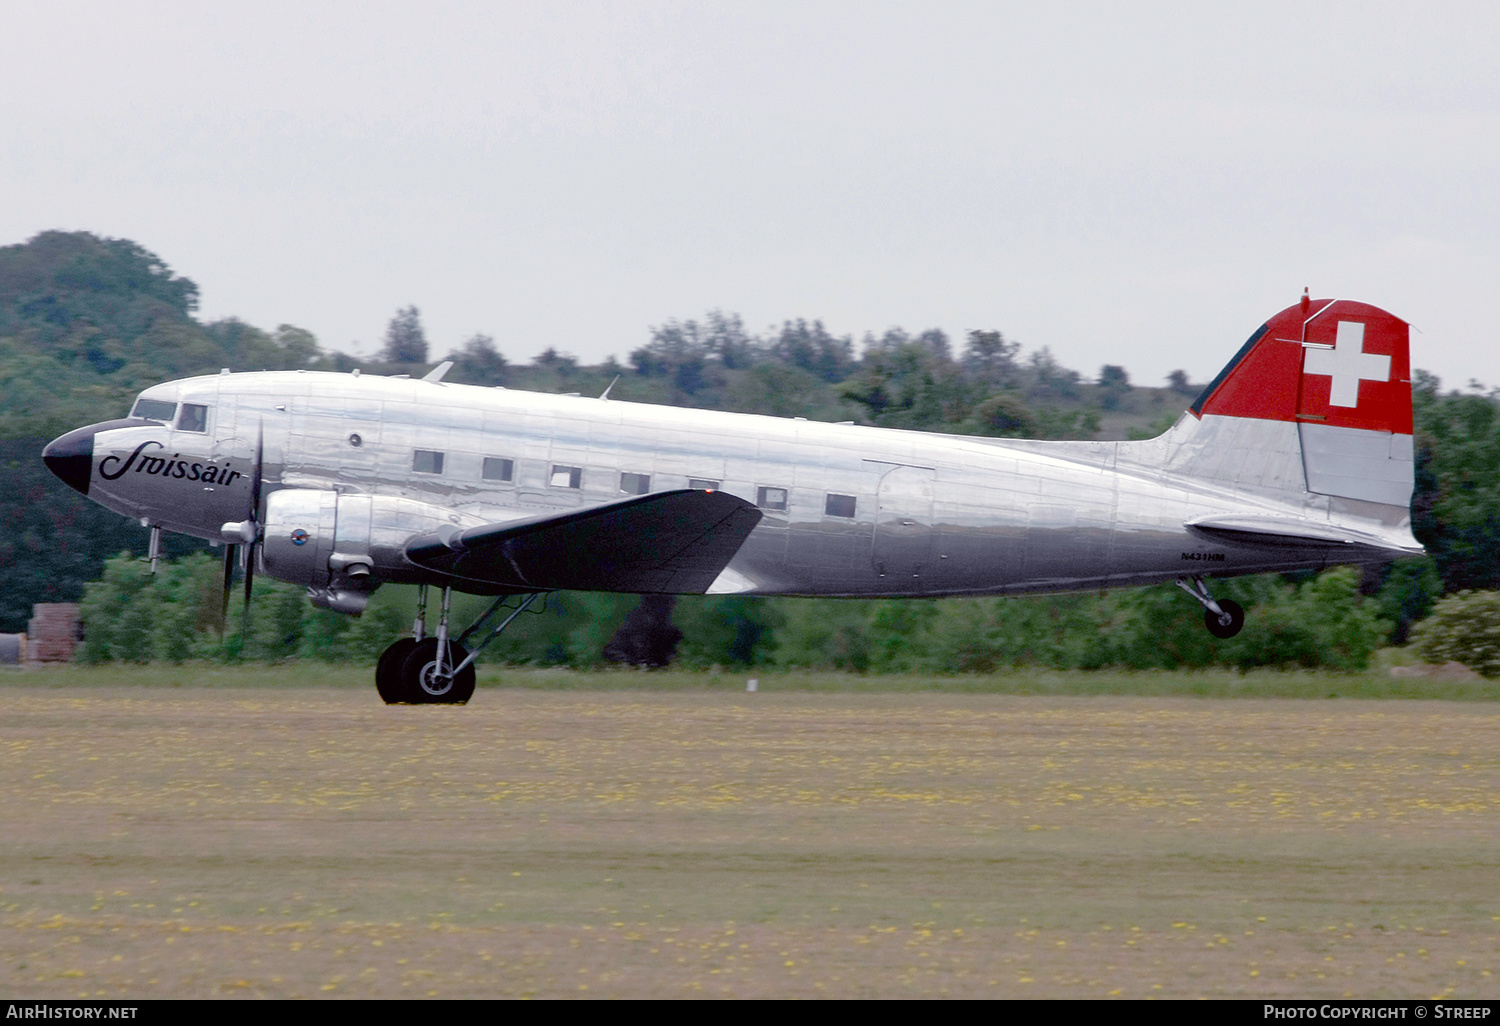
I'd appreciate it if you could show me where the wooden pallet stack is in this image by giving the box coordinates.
[26,603,80,664]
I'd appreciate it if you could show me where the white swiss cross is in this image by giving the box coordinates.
[1303,321,1390,408]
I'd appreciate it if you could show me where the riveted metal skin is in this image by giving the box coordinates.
[42,299,1424,606]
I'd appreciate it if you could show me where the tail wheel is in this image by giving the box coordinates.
[401,638,476,704]
[376,638,419,704]
[1205,599,1245,639]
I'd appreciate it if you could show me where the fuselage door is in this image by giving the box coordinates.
[872,464,936,580]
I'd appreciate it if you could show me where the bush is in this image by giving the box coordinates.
[70,553,1393,675]
[1409,590,1500,678]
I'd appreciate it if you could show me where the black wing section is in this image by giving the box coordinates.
[404,489,763,593]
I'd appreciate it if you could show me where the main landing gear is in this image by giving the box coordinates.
[374,585,541,705]
[1176,576,1245,639]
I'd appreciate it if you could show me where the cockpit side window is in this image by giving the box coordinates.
[131,398,177,422]
[177,403,209,432]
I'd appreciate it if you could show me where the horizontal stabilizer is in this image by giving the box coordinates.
[405,489,762,593]
[1185,513,1423,554]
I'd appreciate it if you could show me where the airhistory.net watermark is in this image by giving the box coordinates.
[5,1008,137,1020]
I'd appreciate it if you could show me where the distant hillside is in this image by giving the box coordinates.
[0,232,335,439]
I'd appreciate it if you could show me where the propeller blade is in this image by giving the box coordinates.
[240,546,255,640]
[241,418,265,616]
[220,543,236,634]
[243,541,256,607]
[250,419,264,523]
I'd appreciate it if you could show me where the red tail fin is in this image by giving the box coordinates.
[1190,299,1412,435]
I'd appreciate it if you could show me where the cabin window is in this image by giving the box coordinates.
[620,472,651,495]
[482,457,514,483]
[825,494,857,518]
[689,478,719,490]
[550,465,582,489]
[177,403,209,433]
[413,450,445,474]
[132,399,176,422]
[756,486,789,511]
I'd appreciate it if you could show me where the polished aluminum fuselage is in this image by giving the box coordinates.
[86,370,1421,599]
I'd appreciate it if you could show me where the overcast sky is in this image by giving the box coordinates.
[3,1,1497,390]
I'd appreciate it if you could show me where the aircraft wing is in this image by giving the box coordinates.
[404,489,763,593]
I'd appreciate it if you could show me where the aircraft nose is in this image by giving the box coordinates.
[42,425,97,496]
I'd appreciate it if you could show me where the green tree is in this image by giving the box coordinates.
[962,329,1020,387]
[381,305,428,364]
[772,598,876,672]
[726,363,837,420]
[774,319,855,383]
[1375,556,1441,644]
[448,332,509,386]
[1098,364,1131,410]
[1410,378,1500,592]
[274,324,322,368]
[972,393,1036,437]
[1026,346,1081,400]
[1410,590,1500,677]
[340,603,408,663]
[842,341,966,430]
[1166,369,1194,395]
[78,553,156,663]
[1294,567,1388,670]
[703,310,758,369]
[204,319,278,369]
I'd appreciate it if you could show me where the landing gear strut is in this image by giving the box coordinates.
[1176,576,1245,639]
[374,585,542,705]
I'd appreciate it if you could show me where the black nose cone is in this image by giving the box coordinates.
[43,425,96,496]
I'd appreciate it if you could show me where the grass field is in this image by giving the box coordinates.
[16,660,1500,701]
[2,668,1498,998]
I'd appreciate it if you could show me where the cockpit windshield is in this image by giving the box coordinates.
[131,398,177,421]
[129,397,211,431]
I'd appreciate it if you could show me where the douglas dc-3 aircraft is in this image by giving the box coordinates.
[43,295,1422,704]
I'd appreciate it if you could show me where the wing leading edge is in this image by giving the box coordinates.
[404,489,763,593]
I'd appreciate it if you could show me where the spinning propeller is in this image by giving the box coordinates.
[219,419,265,631]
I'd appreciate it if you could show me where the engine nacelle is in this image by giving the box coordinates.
[261,488,340,589]
[260,488,476,610]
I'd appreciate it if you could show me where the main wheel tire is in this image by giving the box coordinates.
[400,638,476,705]
[1204,599,1245,639]
[376,638,420,704]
